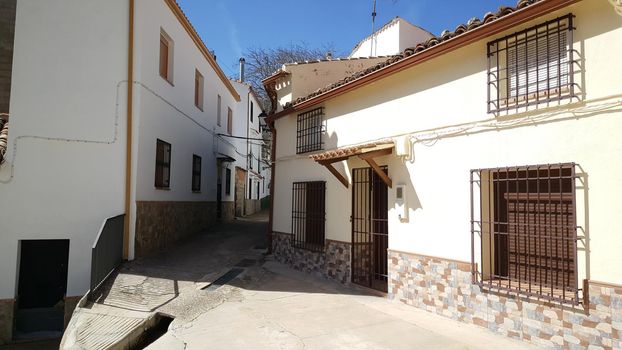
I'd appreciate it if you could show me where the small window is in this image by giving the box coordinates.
[217,95,222,126]
[227,107,233,135]
[292,181,326,251]
[250,102,254,123]
[471,163,579,305]
[194,70,204,110]
[296,107,324,154]
[256,182,260,200]
[248,178,252,198]
[155,139,171,188]
[225,168,231,195]
[487,14,575,113]
[159,30,174,84]
[192,154,201,192]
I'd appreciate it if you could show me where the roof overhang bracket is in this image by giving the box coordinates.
[358,148,393,188]
[318,159,349,188]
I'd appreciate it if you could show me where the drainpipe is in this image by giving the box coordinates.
[123,0,135,260]
[267,121,276,254]
[241,57,250,215]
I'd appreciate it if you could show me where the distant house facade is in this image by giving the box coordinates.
[0,0,252,343]
[348,17,433,58]
[264,0,622,348]
[223,77,270,219]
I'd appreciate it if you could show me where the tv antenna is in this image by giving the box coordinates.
[370,0,377,56]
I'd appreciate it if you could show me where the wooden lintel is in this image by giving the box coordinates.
[358,147,393,160]
[317,155,350,164]
[360,156,392,188]
[318,161,349,188]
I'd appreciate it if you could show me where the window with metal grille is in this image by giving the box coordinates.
[292,181,326,251]
[155,139,171,188]
[192,154,201,192]
[296,107,324,154]
[470,163,580,305]
[225,168,231,195]
[487,14,576,113]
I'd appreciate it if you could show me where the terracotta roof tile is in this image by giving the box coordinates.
[310,140,394,161]
[282,0,542,110]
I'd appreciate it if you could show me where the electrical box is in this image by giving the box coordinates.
[394,136,411,158]
[396,183,407,222]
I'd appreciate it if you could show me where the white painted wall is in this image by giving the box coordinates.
[349,18,433,58]
[0,0,129,298]
[272,1,622,284]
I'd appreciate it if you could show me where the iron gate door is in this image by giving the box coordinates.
[352,166,389,292]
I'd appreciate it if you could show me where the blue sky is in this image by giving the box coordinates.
[177,0,517,78]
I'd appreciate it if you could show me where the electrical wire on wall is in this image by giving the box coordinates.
[274,94,622,163]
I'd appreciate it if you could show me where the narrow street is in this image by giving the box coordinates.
[60,211,537,350]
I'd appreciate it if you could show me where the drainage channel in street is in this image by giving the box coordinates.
[132,314,174,350]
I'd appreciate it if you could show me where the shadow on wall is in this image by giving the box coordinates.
[576,165,591,283]
[321,129,422,217]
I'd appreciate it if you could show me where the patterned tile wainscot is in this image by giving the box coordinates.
[388,250,622,350]
[271,232,351,284]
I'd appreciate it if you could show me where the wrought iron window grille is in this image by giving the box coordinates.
[470,163,582,306]
[291,181,326,252]
[296,107,326,154]
[487,14,577,114]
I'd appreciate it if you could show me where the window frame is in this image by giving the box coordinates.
[194,69,204,111]
[155,139,172,189]
[470,163,580,305]
[227,107,233,135]
[296,107,325,154]
[225,168,231,195]
[291,181,326,252]
[486,14,575,114]
[191,154,201,192]
[217,95,222,126]
[159,29,174,84]
[250,101,254,123]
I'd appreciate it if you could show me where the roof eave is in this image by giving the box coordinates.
[164,0,241,102]
[271,0,581,121]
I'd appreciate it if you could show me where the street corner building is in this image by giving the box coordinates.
[263,0,622,349]
[0,0,270,344]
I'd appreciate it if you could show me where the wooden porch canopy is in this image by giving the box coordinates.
[309,140,394,188]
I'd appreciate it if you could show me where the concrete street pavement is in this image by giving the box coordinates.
[65,211,540,349]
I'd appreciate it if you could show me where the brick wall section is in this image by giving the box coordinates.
[388,250,622,350]
[271,232,351,284]
[135,201,217,257]
[0,0,16,115]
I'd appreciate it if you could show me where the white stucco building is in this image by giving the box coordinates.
[348,17,433,58]
[264,0,622,348]
[0,0,268,343]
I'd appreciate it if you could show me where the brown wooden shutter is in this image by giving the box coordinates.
[159,36,168,79]
[505,192,575,290]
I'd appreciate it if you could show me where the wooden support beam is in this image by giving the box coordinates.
[359,155,392,188]
[358,147,393,159]
[318,160,349,188]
